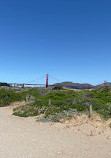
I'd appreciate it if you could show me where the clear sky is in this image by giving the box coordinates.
[0,0,111,85]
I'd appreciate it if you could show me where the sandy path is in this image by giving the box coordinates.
[0,106,111,158]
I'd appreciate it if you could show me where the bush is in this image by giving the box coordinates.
[52,86,64,90]
[12,87,111,121]
[0,89,24,107]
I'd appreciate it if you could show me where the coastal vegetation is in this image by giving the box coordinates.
[0,89,23,107]
[0,86,111,121]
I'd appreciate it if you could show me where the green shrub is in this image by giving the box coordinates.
[52,86,64,90]
[12,87,111,121]
[0,89,24,107]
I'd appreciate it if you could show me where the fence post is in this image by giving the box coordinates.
[26,95,29,104]
[48,99,51,105]
[89,104,92,118]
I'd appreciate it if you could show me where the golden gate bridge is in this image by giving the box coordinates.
[8,74,61,88]
[7,74,108,89]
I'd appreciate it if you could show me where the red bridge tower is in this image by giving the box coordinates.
[46,74,48,88]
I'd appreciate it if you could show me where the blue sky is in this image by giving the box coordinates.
[0,0,111,85]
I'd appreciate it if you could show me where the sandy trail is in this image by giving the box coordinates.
[0,106,111,158]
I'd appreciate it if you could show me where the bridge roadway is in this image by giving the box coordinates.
[9,83,46,86]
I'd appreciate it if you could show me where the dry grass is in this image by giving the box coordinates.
[60,112,111,129]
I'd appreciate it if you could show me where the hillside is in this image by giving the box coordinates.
[53,82,111,89]
[94,82,111,89]
[53,82,93,89]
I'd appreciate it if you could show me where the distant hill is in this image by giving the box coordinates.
[53,82,93,89]
[53,82,111,89]
[94,82,111,89]
[0,82,10,87]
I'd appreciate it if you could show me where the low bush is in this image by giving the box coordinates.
[0,89,24,107]
[1,86,110,121]
[52,86,64,90]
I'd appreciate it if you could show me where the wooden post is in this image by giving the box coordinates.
[26,95,29,104]
[89,104,92,118]
[48,99,51,105]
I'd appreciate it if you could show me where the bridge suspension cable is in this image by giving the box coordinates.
[25,74,46,84]
[48,74,62,83]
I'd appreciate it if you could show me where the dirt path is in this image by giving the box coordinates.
[0,106,111,158]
